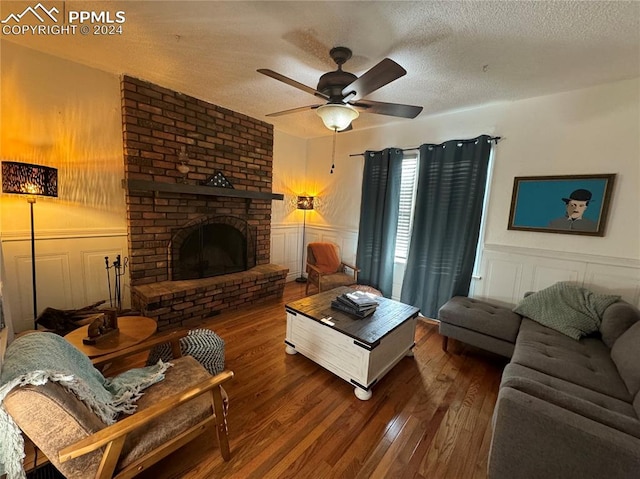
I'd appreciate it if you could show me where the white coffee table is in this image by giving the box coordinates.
[285,287,419,400]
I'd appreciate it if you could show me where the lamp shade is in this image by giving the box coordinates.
[316,103,359,131]
[297,196,314,210]
[1,161,58,197]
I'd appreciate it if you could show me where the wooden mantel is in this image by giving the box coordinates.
[122,179,284,201]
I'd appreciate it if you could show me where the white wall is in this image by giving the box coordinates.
[0,41,128,332]
[302,78,640,300]
[270,130,309,281]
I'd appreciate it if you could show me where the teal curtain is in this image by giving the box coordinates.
[400,136,493,318]
[356,148,403,297]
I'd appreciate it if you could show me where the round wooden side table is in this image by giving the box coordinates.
[64,316,157,357]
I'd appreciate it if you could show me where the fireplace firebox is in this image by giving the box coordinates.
[170,216,256,281]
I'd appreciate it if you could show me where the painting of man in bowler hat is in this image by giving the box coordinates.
[548,188,597,231]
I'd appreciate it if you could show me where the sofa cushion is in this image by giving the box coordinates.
[512,319,632,402]
[438,296,522,343]
[500,376,640,439]
[501,362,637,418]
[611,321,640,397]
[600,301,640,349]
[513,282,620,340]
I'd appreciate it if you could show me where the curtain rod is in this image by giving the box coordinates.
[349,135,502,157]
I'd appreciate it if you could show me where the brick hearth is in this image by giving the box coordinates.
[121,76,287,329]
[132,264,287,331]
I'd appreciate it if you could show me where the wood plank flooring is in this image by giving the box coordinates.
[134,282,507,479]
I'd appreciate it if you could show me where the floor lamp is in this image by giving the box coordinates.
[295,195,314,283]
[1,161,58,329]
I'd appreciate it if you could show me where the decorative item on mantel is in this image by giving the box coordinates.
[177,146,190,183]
[203,171,234,188]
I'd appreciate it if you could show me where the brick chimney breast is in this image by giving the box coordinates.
[121,76,287,330]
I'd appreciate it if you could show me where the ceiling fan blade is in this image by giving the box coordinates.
[341,58,407,102]
[257,69,329,101]
[264,104,322,117]
[351,99,423,119]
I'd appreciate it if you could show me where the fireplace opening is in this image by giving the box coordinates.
[170,216,256,281]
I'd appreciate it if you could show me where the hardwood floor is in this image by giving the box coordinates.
[133,282,507,479]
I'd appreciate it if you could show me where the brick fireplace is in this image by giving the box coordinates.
[121,76,288,330]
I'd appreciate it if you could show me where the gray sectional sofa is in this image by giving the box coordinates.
[439,296,640,479]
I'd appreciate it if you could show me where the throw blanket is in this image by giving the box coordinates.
[0,332,171,479]
[513,281,621,339]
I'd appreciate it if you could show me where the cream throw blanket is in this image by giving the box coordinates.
[0,332,171,479]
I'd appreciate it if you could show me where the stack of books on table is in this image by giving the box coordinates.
[331,291,379,318]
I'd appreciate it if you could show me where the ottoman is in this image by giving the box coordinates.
[438,296,522,358]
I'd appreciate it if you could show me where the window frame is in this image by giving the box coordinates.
[394,152,419,262]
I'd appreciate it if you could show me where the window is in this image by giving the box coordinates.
[394,152,418,261]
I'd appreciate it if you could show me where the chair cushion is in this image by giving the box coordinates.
[319,272,356,291]
[309,243,341,273]
[4,382,106,479]
[118,356,215,470]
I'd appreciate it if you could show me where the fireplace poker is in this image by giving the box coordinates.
[105,256,113,307]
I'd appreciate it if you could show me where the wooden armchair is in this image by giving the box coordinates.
[305,242,359,295]
[2,330,233,479]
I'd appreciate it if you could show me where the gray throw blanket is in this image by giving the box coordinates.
[0,332,171,479]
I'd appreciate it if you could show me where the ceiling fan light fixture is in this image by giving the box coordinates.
[316,103,359,131]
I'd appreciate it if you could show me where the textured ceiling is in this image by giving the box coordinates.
[3,1,639,138]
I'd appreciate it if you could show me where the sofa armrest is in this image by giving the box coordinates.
[489,387,640,479]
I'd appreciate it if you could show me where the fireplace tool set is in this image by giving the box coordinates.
[105,254,128,311]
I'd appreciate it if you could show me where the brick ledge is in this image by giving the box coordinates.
[132,264,288,304]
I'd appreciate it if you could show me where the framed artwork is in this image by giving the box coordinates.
[508,174,616,236]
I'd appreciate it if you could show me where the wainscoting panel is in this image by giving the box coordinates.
[480,257,524,307]
[474,244,640,307]
[584,263,640,306]
[1,231,129,332]
[529,258,585,294]
[34,253,73,312]
[270,224,301,282]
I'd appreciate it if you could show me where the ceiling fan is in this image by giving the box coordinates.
[258,46,423,131]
